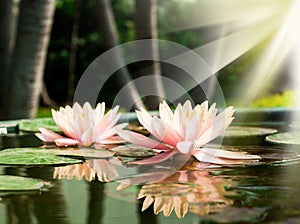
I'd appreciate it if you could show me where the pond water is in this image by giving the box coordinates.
[1,120,300,224]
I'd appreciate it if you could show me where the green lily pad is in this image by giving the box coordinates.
[112,144,156,158]
[266,131,300,145]
[220,126,277,145]
[0,148,82,167]
[224,126,277,138]
[0,175,45,192]
[19,117,61,132]
[3,147,115,159]
[52,148,116,159]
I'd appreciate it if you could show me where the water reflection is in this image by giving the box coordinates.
[53,158,121,182]
[117,170,235,218]
[86,180,105,224]
[3,130,300,223]
[3,167,71,224]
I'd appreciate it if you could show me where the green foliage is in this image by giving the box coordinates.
[44,0,280,107]
[250,90,295,108]
[35,107,55,118]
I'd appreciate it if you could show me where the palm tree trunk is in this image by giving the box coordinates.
[67,0,84,104]
[94,0,145,110]
[135,0,164,109]
[4,0,56,119]
[0,0,15,119]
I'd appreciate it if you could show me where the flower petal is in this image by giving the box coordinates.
[128,151,177,165]
[117,130,171,151]
[159,101,174,125]
[193,149,259,165]
[176,141,194,154]
[36,128,65,142]
[98,135,126,144]
[80,128,94,146]
[150,117,181,147]
[55,138,79,147]
[198,148,261,160]
[97,123,127,141]
[195,107,235,147]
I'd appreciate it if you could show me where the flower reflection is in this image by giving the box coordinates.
[118,170,235,218]
[53,158,120,182]
[35,102,127,147]
[118,100,260,165]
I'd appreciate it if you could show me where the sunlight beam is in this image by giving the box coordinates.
[166,12,286,90]
[163,0,291,33]
[233,0,300,106]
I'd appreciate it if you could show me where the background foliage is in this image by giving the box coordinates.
[44,0,293,108]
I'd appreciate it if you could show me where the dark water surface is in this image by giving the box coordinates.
[1,127,300,224]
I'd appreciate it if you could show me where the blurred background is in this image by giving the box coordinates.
[0,0,298,120]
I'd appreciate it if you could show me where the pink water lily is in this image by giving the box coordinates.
[118,100,260,165]
[35,102,127,147]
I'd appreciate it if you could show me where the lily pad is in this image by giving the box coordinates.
[112,144,156,158]
[4,147,115,159]
[0,175,45,192]
[220,126,277,145]
[266,131,300,145]
[0,148,82,166]
[224,126,277,138]
[19,117,61,132]
[53,148,116,159]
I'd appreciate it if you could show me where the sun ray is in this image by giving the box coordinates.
[163,0,291,33]
[233,0,300,106]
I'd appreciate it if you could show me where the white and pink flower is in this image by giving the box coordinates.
[118,100,260,165]
[35,102,126,147]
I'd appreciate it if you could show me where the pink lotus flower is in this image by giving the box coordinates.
[35,102,127,147]
[118,100,260,165]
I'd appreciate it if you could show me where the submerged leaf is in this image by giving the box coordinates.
[0,175,45,192]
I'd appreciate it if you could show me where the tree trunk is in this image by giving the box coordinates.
[41,81,56,107]
[3,0,56,119]
[67,0,84,104]
[94,0,145,110]
[0,0,15,118]
[135,0,164,109]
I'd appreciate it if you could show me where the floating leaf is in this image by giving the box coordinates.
[220,126,277,145]
[53,148,115,159]
[224,126,277,138]
[0,148,82,166]
[1,147,114,162]
[0,175,45,192]
[19,118,60,132]
[266,131,300,145]
[112,144,156,158]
